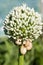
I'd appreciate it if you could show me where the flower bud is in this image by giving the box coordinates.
[20,45,27,55]
[25,39,32,47]
[16,39,21,45]
[26,42,32,50]
[23,39,32,50]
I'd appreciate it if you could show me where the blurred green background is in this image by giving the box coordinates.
[0,0,43,65]
[0,35,43,65]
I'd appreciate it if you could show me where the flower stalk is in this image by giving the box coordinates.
[19,54,24,65]
[18,47,24,65]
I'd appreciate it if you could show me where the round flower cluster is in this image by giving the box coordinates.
[4,4,42,54]
[4,4,42,41]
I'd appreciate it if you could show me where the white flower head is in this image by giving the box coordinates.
[4,4,42,41]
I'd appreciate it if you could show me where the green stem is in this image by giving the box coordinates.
[18,47,24,65]
[19,54,24,65]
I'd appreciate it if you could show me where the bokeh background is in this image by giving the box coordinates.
[0,0,43,65]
